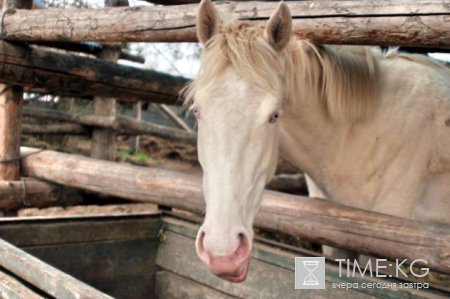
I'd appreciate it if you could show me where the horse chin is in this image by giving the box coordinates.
[217,258,250,283]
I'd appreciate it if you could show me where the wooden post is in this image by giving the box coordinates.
[0,0,32,182]
[91,0,129,160]
[91,46,119,160]
[0,86,22,181]
[131,101,142,153]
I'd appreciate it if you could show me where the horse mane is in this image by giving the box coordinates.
[184,20,444,122]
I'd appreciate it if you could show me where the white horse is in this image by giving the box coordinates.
[185,0,450,282]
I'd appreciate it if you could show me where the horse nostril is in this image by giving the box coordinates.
[235,232,251,258]
[196,229,211,264]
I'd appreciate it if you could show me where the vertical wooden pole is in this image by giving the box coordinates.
[0,0,32,181]
[0,86,22,180]
[131,101,142,153]
[90,0,129,160]
[90,47,119,160]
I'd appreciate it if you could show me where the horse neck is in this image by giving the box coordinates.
[278,44,372,192]
[278,98,336,185]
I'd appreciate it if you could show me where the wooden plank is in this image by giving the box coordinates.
[19,147,450,274]
[0,214,161,247]
[159,218,449,299]
[0,268,44,299]
[25,239,158,298]
[156,229,374,299]
[23,108,196,143]
[0,238,113,299]
[155,271,236,299]
[2,1,449,46]
[0,41,188,104]
[0,214,161,299]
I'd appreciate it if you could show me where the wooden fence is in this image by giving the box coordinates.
[14,147,450,274]
[2,1,449,46]
[0,1,449,293]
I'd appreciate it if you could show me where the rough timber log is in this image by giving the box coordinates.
[0,180,56,210]
[32,41,145,63]
[0,41,188,104]
[0,0,31,181]
[0,86,22,181]
[2,1,449,47]
[90,0,128,161]
[23,108,197,143]
[22,123,88,135]
[20,147,450,274]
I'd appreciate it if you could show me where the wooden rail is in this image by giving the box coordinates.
[2,1,449,46]
[19,147,450,274]
[23,108,197,143]
[0,40,188,104]
[0,238,113,298]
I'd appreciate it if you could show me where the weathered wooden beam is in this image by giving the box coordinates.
[91,0,128,161]
[32,41,145,63]
[131,101,142,153]
[20,147,450,274]
[0,86,22,181]
[159,104,194,134]
[23,108,197,143]
[0,41,188,104]
[0,269,45,299]
[22,123,88,135]
[0,179,60,210]
[0,238,113,299]
[119,50,145,63]
[0,0,30,182]
[2,1,449,47]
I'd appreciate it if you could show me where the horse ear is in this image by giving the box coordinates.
[197,0,221,45]
[265,2,292,50]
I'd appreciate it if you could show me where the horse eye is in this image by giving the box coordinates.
[269,111,279,123]
[193,107,200,120]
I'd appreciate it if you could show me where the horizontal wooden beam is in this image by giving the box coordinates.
[0,268,45,299]
[23,108,196,143]
[3,1,449,46]
[32,41,146,63]
[0,41,188,104]
[22,123,88,135]
[0,179,60,210]
[0,238,113,299]
[20,147,450,274]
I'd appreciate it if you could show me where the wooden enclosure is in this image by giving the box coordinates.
[1,213,448,299]
[3,1,449,46]
[0,0,449,297]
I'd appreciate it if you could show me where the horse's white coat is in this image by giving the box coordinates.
[190,0,450,281]
[279,57,450,223]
